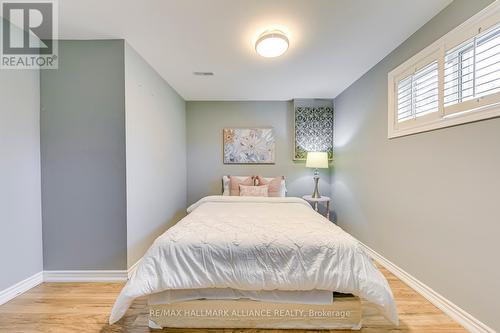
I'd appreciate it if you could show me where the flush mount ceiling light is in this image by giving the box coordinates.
[255,30,289,58]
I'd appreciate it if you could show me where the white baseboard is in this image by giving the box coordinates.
[43,270,128,282]
[360,242,496,333]
[1,269,127,305]
[3,249,496,333]
[0,271,43,306]
[42,260,143,282]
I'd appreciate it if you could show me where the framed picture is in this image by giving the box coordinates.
[294,106,334,161]
[223,128,275,164]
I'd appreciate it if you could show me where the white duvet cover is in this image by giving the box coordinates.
[109,196,398,325]
[148,288,334,305]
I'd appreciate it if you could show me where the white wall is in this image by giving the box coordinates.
[332,0,499,330]
[0,69,43,290]
[186,101,331,208]
[124,43,187,268]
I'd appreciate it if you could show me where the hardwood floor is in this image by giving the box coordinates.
[0,266,466,333]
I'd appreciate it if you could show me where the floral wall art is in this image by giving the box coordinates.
[223,128,275,164]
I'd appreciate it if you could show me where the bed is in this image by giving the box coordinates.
[109,196,398,329]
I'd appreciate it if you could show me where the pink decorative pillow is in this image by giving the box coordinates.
[229,176,254,196]
[256,176,284,197]
[239,184,269,197]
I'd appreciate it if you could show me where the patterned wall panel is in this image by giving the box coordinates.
[294,106,334,160]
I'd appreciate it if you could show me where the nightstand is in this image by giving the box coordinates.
[302,195,331,219]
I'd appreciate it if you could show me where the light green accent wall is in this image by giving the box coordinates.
[332,0,499,330]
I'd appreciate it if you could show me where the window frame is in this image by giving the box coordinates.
[388,1,500,138]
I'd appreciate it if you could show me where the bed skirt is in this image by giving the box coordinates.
[148,293,362,330]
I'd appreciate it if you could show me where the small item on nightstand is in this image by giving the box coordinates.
[306,152,329,198]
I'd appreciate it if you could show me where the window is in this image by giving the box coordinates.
[444,23,500,110]
[388,2,500,138]
[397,61,439,122]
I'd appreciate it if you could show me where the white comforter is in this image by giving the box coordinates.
[109,196,398,325]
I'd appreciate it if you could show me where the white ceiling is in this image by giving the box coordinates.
[58,0,452,100]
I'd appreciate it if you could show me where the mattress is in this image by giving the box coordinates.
[148,288,333,305]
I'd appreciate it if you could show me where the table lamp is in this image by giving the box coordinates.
[306,152,329,198]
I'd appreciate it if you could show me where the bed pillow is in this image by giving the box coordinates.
[222,175,253,195]
[255,176,286,197]
[229,176,254,196]
[239,184,269,197]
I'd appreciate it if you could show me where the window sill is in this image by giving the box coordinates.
[388,104,500,138]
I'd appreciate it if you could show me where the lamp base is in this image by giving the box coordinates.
[312,169,321,198]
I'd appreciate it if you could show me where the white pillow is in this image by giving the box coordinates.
[239,184,269,197]
[222,175,253,195]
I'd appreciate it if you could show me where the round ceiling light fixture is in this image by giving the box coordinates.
[255,30,289,58]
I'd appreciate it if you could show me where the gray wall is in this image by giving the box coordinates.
[124,43,187,268]
[332,0,499,330]
[186,101,330,206]
[0,66,43,290]
[41,40,127,270]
